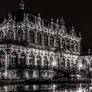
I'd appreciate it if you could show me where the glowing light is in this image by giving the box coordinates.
[77,88,83,92]
[79,63,83,68]
[52,61,57,67]
[53,84,56,88]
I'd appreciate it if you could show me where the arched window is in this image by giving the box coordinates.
[18,29,24,41]
[50,56,53,66]
[10,51,18,68]
[61,58,65,67]
[90,60,92,68]
[76,42,78,52]
[37,55,42,67]
[66,39,70,50]
[7,30,14,40]
[44,34,48,46]
[62,39,65,49]
[0,51,5,68]
[37,32,42,45]
[56,37,60,48]
[29,30,35,43]
[44,56,49,68]
[82,60,87,66]
[71,41,74,51]
[0,31,4,40]
[50,36,54,47]
[29,54,35,67]
[57,58,59,68]
[19,53,26,67]
[67,59,70,68]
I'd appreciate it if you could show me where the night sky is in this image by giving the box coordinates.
[0,0,92,53]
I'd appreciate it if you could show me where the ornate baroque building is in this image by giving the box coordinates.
[0,1,81,79]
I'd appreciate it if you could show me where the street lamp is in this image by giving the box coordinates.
[51,61,57,79]
[52,61,57,67]
[78,63,83,70]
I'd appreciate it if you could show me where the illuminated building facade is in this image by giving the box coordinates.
[0,1,81,80]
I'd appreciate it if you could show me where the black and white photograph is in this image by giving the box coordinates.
[0,0,92,92]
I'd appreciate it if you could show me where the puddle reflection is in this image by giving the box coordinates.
[0,83,91,92]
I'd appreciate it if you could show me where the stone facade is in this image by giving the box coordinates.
[0,1,81,80]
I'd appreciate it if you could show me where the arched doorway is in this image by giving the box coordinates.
[29,30,35,43]
[0,50,6,79]
[0,51,6,69]
[56,37,60,48]
[37,55,42,78]
[50,35,54,47]
[6,30,14,40]
[37,32,42,45]
[44,34,48,46]
[10,51,18,68]
[37,55,42,67]
[44,56,49,69]
[29,54,35,68]
[17,29,24,42]
[0,31,4,40]
[19,52,26,67]
[18,52,26,79]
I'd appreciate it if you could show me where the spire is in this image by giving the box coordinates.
[50,18,54,30]
[72,26,74,32]
[79,32,81,38]
[60,17,65,25]
[19,0,25,10]
[56,18,59,24]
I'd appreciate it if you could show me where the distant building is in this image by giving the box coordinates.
[0,1,81,79]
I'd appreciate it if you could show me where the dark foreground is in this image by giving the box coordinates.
[0,82,91,92]
[0,78,91,85]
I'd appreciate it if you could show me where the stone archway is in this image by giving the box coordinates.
[0,50,6,79]
[43,56,49,68]
[17,52,26,79]
[17,29,24,42]
[36,55,42,79]
[37,55,42,67]
[29,54,35,67]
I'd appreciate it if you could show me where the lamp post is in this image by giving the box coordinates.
[78,63,83,71]
[51,60,57,79]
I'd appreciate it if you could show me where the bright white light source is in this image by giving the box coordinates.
[52,61,57,67]
[77,88,83,92]
[79,63,83,68]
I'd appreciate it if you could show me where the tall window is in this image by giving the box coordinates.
[19,53,26,67]
[0,31,4,40]
[44,34,48,46]
[71,41,74,51]
[37,32,42,45]
[57,58,59,69]
[62,39,65,49]
[37,55,42,67]
[90,60,92,68]
[29,54,35,67]
[10,51,18,68]
[50,56,53,67]
[56,37,60,48]
[29,30,35,43]
[0,51,5,68]
[61,58,65,68]
[44,56,49,68]
[76,42,78,52]
[67,59,70,68]
[66,39,70,50]
[18,29,24,41]
[50,36,54,47]
[7,30,14,40]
